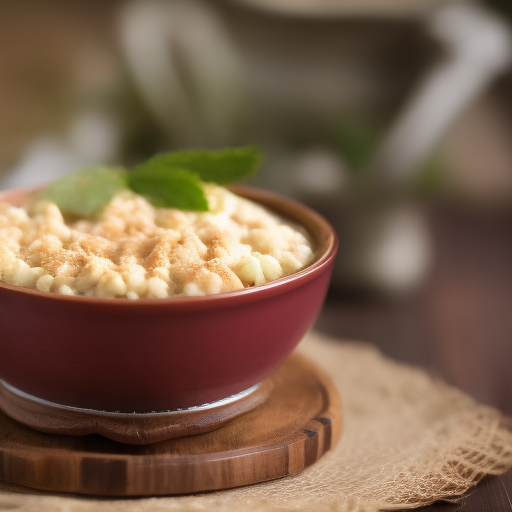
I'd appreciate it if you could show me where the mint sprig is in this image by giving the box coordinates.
[42,146,261,216]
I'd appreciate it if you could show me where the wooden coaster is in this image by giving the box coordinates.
[0,354,341,496]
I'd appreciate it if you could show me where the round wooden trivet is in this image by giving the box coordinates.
[0,354,341,496]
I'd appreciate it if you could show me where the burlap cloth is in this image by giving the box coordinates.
[1,331,511,512]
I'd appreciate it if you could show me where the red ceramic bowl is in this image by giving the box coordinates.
[0,185,337,413]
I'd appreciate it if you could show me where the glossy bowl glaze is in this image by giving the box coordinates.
[0,185,337,413]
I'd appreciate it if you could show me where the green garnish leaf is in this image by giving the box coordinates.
[133,146,262,185]
[43,166,127,217]
[127,167,209,211]
[42,146,262,216]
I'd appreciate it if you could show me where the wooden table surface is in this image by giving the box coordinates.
[315,206,512,512]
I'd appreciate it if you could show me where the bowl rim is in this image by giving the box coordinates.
[0,183,338,306]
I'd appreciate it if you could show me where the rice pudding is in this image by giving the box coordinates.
[0,185,315,299]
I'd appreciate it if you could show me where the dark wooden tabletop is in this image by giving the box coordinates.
[315,205,512,512]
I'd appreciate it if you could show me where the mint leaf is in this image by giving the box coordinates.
[133,146,262,185]
[41,146,262,216]
[43,167,127,217]
[127,167,209,211]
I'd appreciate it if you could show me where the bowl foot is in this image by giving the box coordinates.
[0,353,341,496]
[0,378,273,444]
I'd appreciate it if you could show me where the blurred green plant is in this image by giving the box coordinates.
[331,116,379,174]
[330,116,445,196]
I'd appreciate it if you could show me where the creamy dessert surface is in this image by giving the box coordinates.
[0,186,315,299]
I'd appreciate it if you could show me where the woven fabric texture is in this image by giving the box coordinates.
[1,331,511,512]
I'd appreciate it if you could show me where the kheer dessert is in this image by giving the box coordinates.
[0,185,314,299]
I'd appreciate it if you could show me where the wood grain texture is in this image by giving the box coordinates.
[0,354,341,496]
[0,377,273,445]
